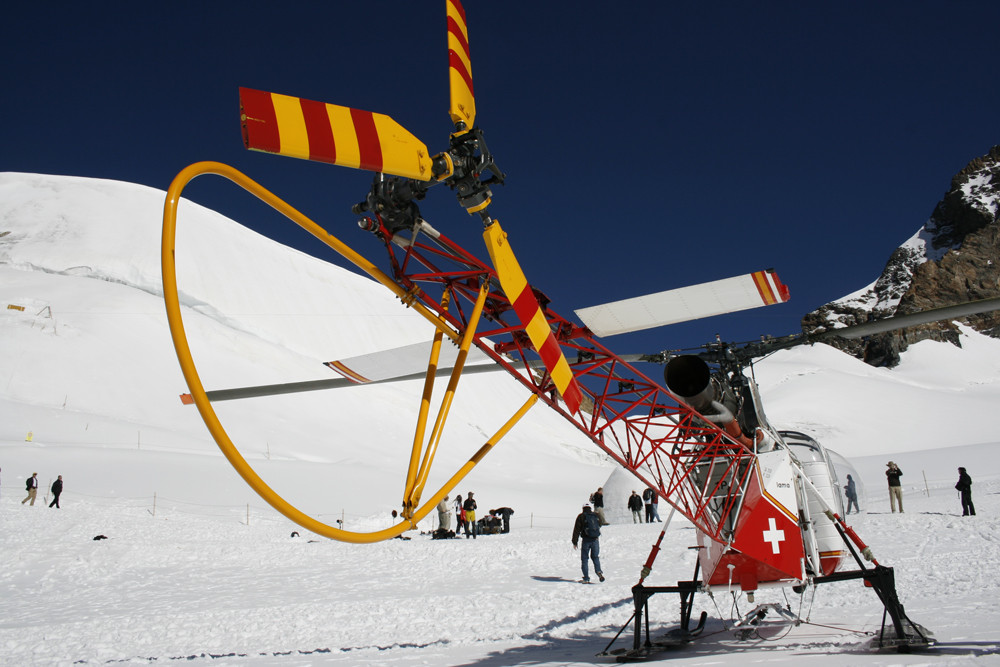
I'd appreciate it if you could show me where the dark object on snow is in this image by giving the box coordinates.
[956,467,975,516]
[291,531,300,538]
[93,535,108,541]
[491,507,515,533]
[432,528,456,540]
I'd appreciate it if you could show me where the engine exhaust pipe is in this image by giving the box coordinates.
[664,355,714,413]
[665,355,752,447]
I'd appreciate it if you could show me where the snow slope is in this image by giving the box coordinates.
[2,173,1000,666]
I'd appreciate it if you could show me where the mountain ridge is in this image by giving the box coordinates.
[803,145,1000,366]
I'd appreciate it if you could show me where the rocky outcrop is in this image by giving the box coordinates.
[803,146,1000,367]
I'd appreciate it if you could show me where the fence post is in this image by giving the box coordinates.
[923,470,930,497]
[153,492,157,516]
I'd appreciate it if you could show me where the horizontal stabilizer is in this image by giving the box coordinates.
[575,270,790,337]
[239,87,435,181]
[325,341,494,384]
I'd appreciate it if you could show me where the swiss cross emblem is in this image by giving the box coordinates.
[762,517,786,554]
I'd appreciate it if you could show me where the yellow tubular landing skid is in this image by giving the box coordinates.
[161,161,539,542]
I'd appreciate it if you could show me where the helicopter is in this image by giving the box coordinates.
[160,0,1000,657]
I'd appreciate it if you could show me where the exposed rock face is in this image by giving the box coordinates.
[803,146,1000,367]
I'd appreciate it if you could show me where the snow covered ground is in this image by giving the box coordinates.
[3,173,1000,665]
[3,476,999,666]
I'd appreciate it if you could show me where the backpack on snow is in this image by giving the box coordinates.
[26,477,32,491]
[582,511,601,539]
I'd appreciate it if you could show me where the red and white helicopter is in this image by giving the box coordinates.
[161,0,1000,657]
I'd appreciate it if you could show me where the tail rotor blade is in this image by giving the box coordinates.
[240,87,435,181]
[447,0,476,129]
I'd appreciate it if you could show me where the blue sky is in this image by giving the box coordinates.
[4,1,998,363]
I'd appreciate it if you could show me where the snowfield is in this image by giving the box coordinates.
[3,476,999,666]
[3,173,1000,665]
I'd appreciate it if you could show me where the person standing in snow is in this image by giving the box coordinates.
[454,494,465,536]
[49,475,63,508]
[437,495,451,531]
[590,487,609,526]
[642,487,654,523]
[571,504,604,583]
[650,491,662,522]
[955,467,975,516]
[886,462,903,513]
[627,491,643,523]
[844,474,859,515]
[22,472,38,506]
[463,492,478,539]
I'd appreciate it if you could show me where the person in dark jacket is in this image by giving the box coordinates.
[627,491,643,523]
[49,475,64,508]
[571,504,604,583]
[492,507,515,533]
[955,467,975,516]
[886,462,903,513]
[642,487,654,523]
[463,492,478,539]
[590,487,609,525]
[844,474,859,515]
[22,472,38,506]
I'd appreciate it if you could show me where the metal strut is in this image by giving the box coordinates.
[599,554,708,661]
[816,511,933,650]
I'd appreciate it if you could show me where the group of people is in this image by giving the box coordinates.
[433,492,516,539]
[626,489,660,523]
[880,461,976,516]
[17,471,64,508]
[571,462,981,584]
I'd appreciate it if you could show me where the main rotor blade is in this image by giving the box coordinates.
[447,0,475,128]
[575,269,790,337]
[179,345,547,404]
[816,295,1000,340]
[180,359,530,405]
[240,87,435,181]
[325,341,491,384]
[484,222,584,413]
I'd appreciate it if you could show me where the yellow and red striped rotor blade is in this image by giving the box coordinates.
[447,0,475,128]
[484,223,583,414]
[240,87,435,181]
